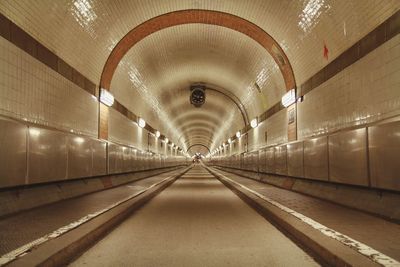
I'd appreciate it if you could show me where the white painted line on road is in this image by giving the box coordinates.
[0,170,185,266]
[210,168,400,267]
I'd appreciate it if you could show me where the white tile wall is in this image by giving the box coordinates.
[248,109,288,151]
[108,108,148,150]
[0,37,98,137]
[298,35,400,139]
[1,1,398,155]
[1,0,397,91]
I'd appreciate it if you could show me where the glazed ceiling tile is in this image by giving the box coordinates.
[1,0,397,86]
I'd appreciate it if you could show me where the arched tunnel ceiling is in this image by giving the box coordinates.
[110,25,270,151]
[1,0,397,85]
[1,0,399,155]
[187,144,210,157]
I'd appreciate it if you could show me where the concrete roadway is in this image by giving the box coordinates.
[71,165,320,267]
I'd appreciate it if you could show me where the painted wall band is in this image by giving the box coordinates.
[249,10,399,135]
[299,10,399,97]
[0,13,96,96]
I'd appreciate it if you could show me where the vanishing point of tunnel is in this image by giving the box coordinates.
[0,1,399,267]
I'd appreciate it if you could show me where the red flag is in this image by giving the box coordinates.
[323,43,329,60]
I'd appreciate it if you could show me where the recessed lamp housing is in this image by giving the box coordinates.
[138,118,146,128]
[100,88,114,107]
[250,118,258,128]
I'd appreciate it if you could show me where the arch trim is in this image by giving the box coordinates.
[100,9,296,91]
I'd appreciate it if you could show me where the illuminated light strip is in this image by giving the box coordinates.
[209,168,400,267]
[0,170,186,266]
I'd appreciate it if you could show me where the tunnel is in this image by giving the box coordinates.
[0,1,399,266]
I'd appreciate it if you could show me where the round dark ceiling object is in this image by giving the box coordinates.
[190,85,206,107]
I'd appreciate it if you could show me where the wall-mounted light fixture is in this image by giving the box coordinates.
[228,138,232,144]
[138,118,146,128]
[297,95,304,103]
[29,128,41,137]
[165,138,169,143]
[155,130,160,138]
[74,137,85,144]
[250,118,258,128]
[281,89,296,107]
[236,131,241,138]
[100,89,114,107]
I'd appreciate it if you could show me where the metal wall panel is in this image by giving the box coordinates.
[0,118,27,187]
[114,145,124,173]
[130,148,137,171]
[107,143,118,174]
[248,153,252,171]
[329,128,368,186]
[144,152,148,170]
[304,136,329,181]
[251,151,259,172]
[287,141,304,177]
[141,153,146,170]
[28,127,67,183]
[259,149,266,173]
[67,135,92,179]
[274,145,287,175]
[137,152,143,170]
[239,154,244,169]
[242,153,248,170]
[122,147,131,172]
[146,154,151,170]
[369,121,400,191]
[265,147,275,173]
[92,139,107,176]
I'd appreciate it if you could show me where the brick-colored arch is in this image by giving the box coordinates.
[100,9,296,91]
